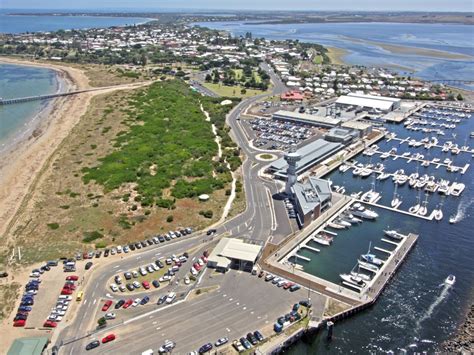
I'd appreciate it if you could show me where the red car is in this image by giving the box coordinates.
[13,320,26,327]
[193,263,202,271]
[66,275,79,281]
[83,252,89,259]
[61,288,73,295]
[43,320,57,328]
[101,300,113,312]
[63,284,76,290]
[283,282,295,290]
[101,333,116,343]
[122,299,133,309]
[142,281,150,290]
[201,256,208,264]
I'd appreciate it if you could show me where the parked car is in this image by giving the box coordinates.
[43,320,57,328]
[132,298,141,307]
[85,262,93,270]
[101,334,116,344]
[290,284,301,292]
[215,337,228,347]
[254,330,264,342]
[105,312,116,320]
[115,300,125,309]
[157,295,167,305]
[142,281,150,290]
[152,280,160,288]
[132,281,141,289]
[85,340,100,351]
[198,343,213,353]
[246,332,258,345]
[140,296,150,305]
[158,340,175,353]
[66,275,79,281]
[240,337,252,350]
[13,319,26,327]
[110,284,118,292]
[124,272,132,280]
[126,283,134,291]
[122,299,133,309]
[101,300,113,312]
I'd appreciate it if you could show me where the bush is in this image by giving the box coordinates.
[59,205,70,209]
[95,241,107,249]
[82,230,104,243]
[166,215,174,223]
[199,210,213,219]
[47,223,59,230]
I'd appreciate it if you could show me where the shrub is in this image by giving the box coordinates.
[95,241,107,249]
[82,230,104,243]
[166,215,174,223]
[59,205,70,209]
[47,223,59,230]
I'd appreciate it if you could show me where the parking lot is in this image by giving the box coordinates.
[69,268,327,354]
[247,117,316,151]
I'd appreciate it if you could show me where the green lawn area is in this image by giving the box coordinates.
[203,82,270,98]
[313,55,323,64]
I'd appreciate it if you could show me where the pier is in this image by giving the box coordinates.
[357,199,435,221]
[301,244,320,254]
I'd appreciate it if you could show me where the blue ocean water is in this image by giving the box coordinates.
[289,109,474,353]
[0,63,59,150]
[0,10,150,34]
[194,21,474,89]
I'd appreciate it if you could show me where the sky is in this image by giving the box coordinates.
[2,0,473,12]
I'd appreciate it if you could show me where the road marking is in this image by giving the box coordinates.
[136,256,142,260]
[223,294,227,297]
[257,316,261,319]
[226,328,231,332]
[229,298,233,301]
[250,311,254,314]
[93,299,97,305]
[83,299,87,305]
[153,321,157,324]
[114,265,119,268]
[117,269,122,273]
[243,307,247,310]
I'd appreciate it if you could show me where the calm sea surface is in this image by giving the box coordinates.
[289,109,474,353]
[194,21,474,89]
[0,64,59,150]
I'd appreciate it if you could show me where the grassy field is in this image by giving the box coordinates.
[0,283,20,320]
[3,80,241,267]
[203,82,269,98]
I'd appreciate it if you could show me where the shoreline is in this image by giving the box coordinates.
[327,46,349,65]
[0,57,91,244]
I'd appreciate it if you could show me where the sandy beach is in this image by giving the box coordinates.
[327,46,350,65]
[0,58,149,254]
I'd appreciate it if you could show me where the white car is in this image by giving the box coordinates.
[159,340,176,353]
[152,264,160,271]
[146,265,154,273]
[132,270,139,278]
[165,258,172,265]
[29,272,40,278]
[190,267,198,276]
[55,310,66,316]
[139,268,147,276]
[132,298,141,307]
[110,284,118,292]
[25,290,37,295]
[48,315,63,322]
[159,275,171,282]
[116,246,122,253]
[105,312,116,320]
[111,248,116,255]
[123,246,130,253]
[165,292,176,304]
[133,281,141,289]
[184,276,190,285]
[119,285,126,292]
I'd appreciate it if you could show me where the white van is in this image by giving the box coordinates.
[165,292,176,304]
[58,295,72,301]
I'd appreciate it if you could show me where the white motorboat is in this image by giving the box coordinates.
[409,204,421,214]
[359,168,372,178]
[340,273,366,287]
[450,183,465,196]
[351,205,379,220]
[395,175,408,185]
[418,205,428,216]
[361,252,384,266]
[350,271,371,282]
[433,208,443,221]
[445,275,456,285]
[377,172,391,181]
[358,260,380,272]
[380,151,390,159]
[353,167,362,176]
[335,218,351,227]
[328,222,346,230]
[438,180,450,195]
[384,230,404,240]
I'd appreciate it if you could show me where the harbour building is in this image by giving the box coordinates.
[268,139,344,180]
[207,238,263,273]
[290,177,332,227]
[335,93,401,112]
[272,110,341,128]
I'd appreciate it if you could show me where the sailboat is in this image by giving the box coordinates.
[391,184,401,208]
[433,200,444,221]
[417,193,429,216]
[408,191,422,214]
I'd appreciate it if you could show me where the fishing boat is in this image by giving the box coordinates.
[361,243,384,266]
[340,273,366,287]
[383,230,404,240]
[445,275,456,285]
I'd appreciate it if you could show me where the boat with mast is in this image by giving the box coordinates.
[417,193,429,216]
[360,242,384,266]
[408,191,422,214]
[391,183,401,208]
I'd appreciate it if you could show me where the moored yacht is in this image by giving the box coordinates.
[340,273,366,287]
[445,275,456,286]
[384,230,404,240]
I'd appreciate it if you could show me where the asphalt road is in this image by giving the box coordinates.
[54,63,296,354]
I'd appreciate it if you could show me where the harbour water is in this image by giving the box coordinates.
[0,63,61,153]
[288,107,474,353]
[0,10,150,34]
[194,21,474,90]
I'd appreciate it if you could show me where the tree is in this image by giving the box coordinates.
[205,74,212,82]
[457,93,464,101]
[97,317,107,328]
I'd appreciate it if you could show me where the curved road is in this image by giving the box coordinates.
[55,62,292,354]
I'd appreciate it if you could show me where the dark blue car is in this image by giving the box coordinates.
[18,306,32,312]
[198,343,213,353]
[140,296,150,305]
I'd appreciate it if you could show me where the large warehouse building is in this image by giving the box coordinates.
[272,110,341,128]
[336,93,401,112]
[291,177,332,227]
[268,139,344,179]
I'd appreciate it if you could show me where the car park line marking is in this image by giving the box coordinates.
[136,256,142,260]
[83,299,87,305]
[243,307,247,310]
[93,299,97,305]
[229,298,233,301]
[114,265,119,268]
[152,321,157,324]
[149,315,153,319]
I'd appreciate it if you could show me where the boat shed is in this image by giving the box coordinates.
[8,337,49,355]
[336,93,401,112]
[207,238,263,272]
[268,139,344,179]
[272,110,341,128]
